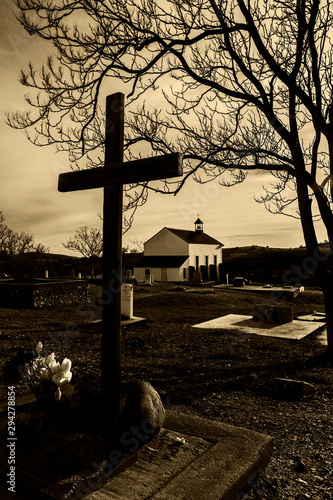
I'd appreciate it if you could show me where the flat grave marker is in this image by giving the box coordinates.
[214,283,302,299]
[192,313,324,340]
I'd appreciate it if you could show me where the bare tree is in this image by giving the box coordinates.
[63,226,103,259]
[129,239,145,253]
[0,213,49,278]
[0,211,7,250]
[63,225,103,278]
[7,0,333,356]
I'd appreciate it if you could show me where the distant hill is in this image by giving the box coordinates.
[24,252,80,261]
[222,244,329,286]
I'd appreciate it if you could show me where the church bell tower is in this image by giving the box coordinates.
[194,217,203,233]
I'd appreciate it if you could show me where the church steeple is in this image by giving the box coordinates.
[194,216,203,233]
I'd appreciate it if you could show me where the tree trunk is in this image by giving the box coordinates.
[322,282,333,358]
[292,152,333,358]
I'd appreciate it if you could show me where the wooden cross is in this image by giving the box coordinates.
[58,93,183,424]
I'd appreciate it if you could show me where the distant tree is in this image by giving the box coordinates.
[129,239,145,253]
[0,212,7,276]
[7,0,333,356]
[0,211,7,249]
[63,226,103,277]
[122,240,144,254]
[63,226,103,259]
[0,219,49,279]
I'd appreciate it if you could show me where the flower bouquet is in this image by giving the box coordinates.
[20,342,73,403]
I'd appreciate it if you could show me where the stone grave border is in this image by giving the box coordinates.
[0,279,89,308]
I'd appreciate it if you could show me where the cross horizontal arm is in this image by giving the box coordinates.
[58,153,183,192]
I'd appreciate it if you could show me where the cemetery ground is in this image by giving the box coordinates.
[0,283,332,499]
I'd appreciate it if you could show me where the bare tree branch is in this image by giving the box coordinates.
[7,0,333,353]
[62,225,103,259]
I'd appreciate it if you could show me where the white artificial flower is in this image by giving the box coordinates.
[55,387,62,401]
[39,367,51,382]
[52,373,62,386]
[22,345,73,402]
[60,358,72,373]
[46,353,55,364]
[36,342,43,354]
[62,370,72,384]
[53,370,72,388]
[49,361,61,374]
[58,378,68,388]
[35,358,44,370]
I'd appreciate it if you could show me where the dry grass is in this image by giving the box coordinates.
[0,283,332,498]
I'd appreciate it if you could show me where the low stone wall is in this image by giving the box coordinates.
[0,279,89,308]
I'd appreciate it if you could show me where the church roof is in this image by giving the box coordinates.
[166,228,223,246]
[134,255,189,268]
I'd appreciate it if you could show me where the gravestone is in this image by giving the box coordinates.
[121,284,133,319]
[145,274,153,285]
[69,269,75,279]
[59,92,183,422]
[233,276,245,287]
[126,269,133,281]
[253,304,293,323]
[45,270,49,279]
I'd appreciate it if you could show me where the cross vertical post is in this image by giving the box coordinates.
[101,93,124,422]
[58,92,183,430]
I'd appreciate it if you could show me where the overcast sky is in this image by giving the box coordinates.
[0,1,326,256]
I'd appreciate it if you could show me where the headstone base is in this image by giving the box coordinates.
[233,276,245,287]
[253,304,293,323]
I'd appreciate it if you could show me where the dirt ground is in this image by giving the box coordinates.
[0,282,332,499]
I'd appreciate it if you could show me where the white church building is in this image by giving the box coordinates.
[133,219,223,282]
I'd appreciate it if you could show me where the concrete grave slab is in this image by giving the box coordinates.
[296,312,326,322]
[315,327,328,346]
[192,314,324,340]
[295,314,327,346]
[121,316,147,326]
[0,393,273,500]
[185,287,215,294]
[77,317,147,330]
[213,284,301,299]
[83,411,274,500]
